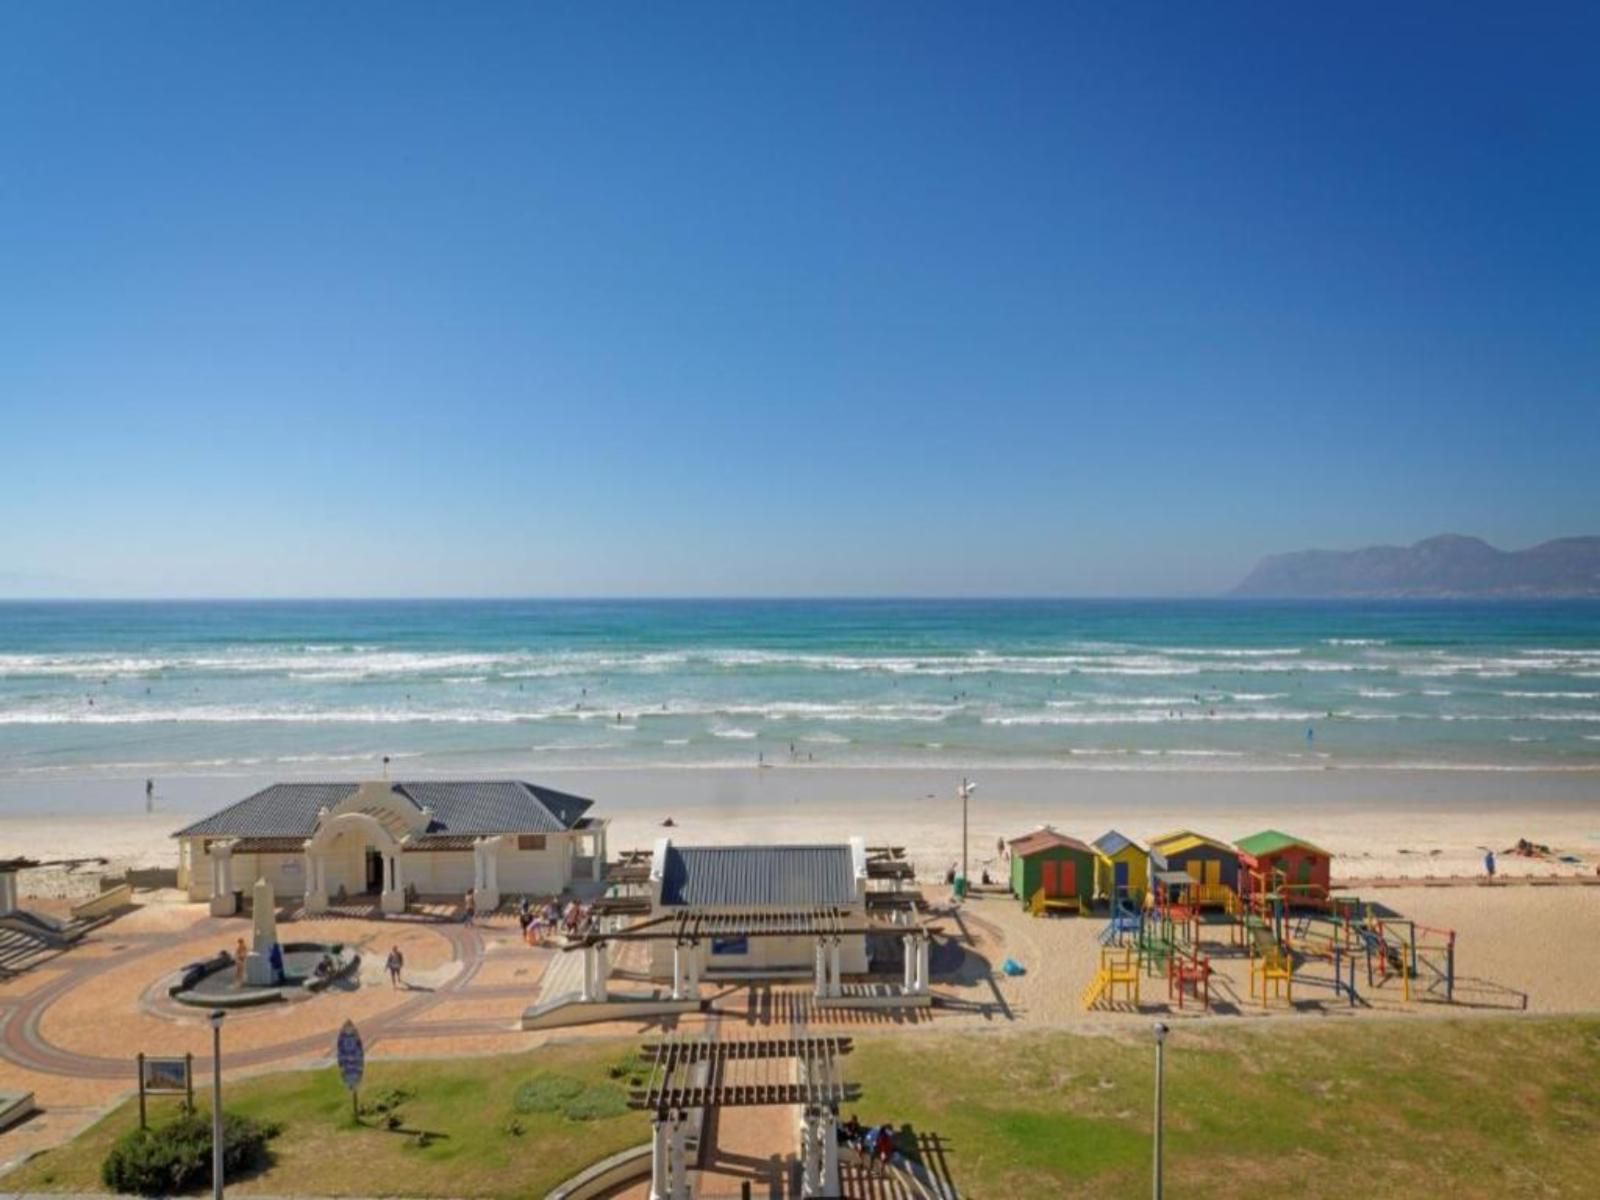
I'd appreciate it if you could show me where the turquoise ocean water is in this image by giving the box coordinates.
[1,600,1598,780]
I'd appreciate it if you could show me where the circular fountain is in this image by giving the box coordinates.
[169,878,359,1008]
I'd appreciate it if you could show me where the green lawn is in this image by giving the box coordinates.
[6,1041,651,1199]
[850,1016,1600,1199]
[8,1017,1599,1198]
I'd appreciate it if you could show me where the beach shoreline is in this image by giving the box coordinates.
[5,765,1596,897]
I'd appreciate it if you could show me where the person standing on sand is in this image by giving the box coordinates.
[1484,849,1496,880]
[145,778,155,811]
[234,937,247,987]
[463,888,476,924]
[386,945,404,989]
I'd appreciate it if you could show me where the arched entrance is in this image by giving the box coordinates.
[304,811,408,914]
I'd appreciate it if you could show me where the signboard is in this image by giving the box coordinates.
[136,1052,194,1127]
[336,1020,364,1091]
[141,1055,191,1095]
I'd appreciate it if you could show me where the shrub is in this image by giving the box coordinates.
[562,1084,629,1122]
[360,1085,412,1117]
[101,1110,278,1196]
[512,1075,584,1113]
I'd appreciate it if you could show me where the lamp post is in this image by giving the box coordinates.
[209,1009,225,1200]
[957,777,976,896]
[1152,1021,1169,1200]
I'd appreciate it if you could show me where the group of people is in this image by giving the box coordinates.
[516,895,590,945]
[836,1115,898,1169]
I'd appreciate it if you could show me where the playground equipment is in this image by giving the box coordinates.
[1081,945,1140,1010]
[1166,944,1211,1010]
[1028,887,1083,917]
[1354,908,1456,1003]
[1098,895,1143,947]
[1247,922,1294,1007]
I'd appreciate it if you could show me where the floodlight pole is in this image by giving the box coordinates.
[1152,1021,1169,1199]
[210,1009,225,1200]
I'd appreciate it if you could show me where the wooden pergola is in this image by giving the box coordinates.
[561,905,935,1004]
[632,1034,858,1199]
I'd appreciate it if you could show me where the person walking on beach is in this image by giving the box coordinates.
[385,945,404,989]
[1484,849,1496,880]
[268,941,285,986]
[145,778,155,812]
[463,888,476,924]
[234,937,247,987]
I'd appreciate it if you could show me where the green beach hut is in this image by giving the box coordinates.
[1008,828,1097,913]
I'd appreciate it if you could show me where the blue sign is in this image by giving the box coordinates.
[335,1020,364,1091]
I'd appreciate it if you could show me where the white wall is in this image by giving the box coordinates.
[495,838,570,897]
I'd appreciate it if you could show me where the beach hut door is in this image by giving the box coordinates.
[1114,861,1129,896]
[1041,861,1058,896]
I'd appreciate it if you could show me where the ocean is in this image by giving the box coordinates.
[1,599,1598,781]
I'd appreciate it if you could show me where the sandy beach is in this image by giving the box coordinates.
[5,766,1597,898]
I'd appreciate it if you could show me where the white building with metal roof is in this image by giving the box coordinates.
[174,778,607,916]
[644,837,871,981]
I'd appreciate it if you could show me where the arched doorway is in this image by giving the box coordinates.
[304,811,408,914]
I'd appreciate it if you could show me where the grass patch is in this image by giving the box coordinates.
[9,1018,1599,1198]
[847,1016,1600,1198]
[5,1042,648,1198]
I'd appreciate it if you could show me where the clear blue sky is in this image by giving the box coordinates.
[2,3,1596,598]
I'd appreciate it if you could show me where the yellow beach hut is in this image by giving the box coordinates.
[1091,830,1149,904]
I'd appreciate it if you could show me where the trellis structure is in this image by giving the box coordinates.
[632,1033,858,1199]
[563,905,933,1003]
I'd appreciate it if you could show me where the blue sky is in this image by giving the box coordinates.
[2,3,1596,597]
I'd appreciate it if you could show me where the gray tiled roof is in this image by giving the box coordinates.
[173,781,593,839]
[173,783,357,838]
[396,781,592,835]
[660,844,857,908]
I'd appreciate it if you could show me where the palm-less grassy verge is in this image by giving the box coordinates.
[8,1017,1599,1198]
[6,1041,650,1198]
[852,1016,1600,1199]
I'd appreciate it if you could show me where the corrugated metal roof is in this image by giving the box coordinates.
[1008,830,1096,858]
[1092,830,1146,858]
[173,784,357,838]
[173,780,594,839]
[659,844,857,908]
[1235,829,1329,858]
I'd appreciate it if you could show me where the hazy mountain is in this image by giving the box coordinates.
[1232,535,1600,598]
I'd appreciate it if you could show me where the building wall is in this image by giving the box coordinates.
[403,851,475,894]
[646,910,869,978]
[1013,848,1096,903]
[495,838,571,897]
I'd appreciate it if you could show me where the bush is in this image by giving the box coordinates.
[562,1084,629,1122]
[101,1110,278,1196]
[512,1075,584,1114]
[360,1085,412,1117]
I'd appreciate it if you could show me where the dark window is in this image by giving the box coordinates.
[518,835,547,851]
[711,937,749,956]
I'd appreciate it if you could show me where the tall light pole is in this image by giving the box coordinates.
[1152,1021,1169,1200]
[209,1009,225,1200]
[957,777,976,896]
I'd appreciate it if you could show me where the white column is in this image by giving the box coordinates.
[902,934,915,994]
[799,1115,821,1196]
[671,943,685,1000]
[649,1119,670,1200]
[916,934,931,995]
[828,939,842,998]
[668,1116,689,1200]
[820,1111,841,1196]
[814,938,828,998]
[596,942,610,1000]
[0,871,17,917]
[381,850,406,914]
[476,837,501,911]
[209,844,237,916]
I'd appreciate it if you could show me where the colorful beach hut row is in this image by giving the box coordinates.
[1007,826,1331,910]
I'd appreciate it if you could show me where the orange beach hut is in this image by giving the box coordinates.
[1235,830,1332,904]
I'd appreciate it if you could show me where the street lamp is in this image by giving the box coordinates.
[957,777,977,896]
[209,1009,225,1200]
[1152,1021,1169,1200]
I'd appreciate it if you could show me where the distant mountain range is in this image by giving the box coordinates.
[1232,535,1600,598]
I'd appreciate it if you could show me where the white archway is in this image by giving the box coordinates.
[304,810,408,915]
